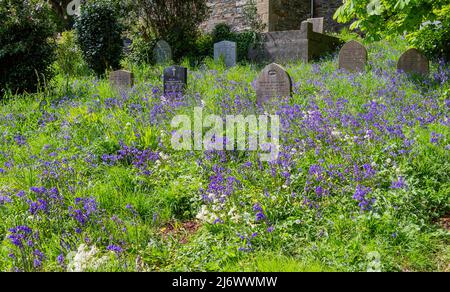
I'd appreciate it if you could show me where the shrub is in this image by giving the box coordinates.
[212,23,235,44]
[137,0,209,62]
[55,30,90,76]
[128,34,157,65]
[75,1,124,76]
[195,33,214,61]
[0,0,56,95]
[409,20,450,62]
[334,0,450,60]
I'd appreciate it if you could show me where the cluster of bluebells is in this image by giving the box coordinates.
[253,203,266,222]
[27,187,64,216]
[69,197,99,231]
[353,185,375,211]
[201,164,241,204]
[237,232,258,252]
[8,226,45,270]
[102,143,160,175]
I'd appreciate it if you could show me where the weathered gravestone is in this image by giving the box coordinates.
[338,40,368,73]
[397,48,429,76]
[214,41,237,68]
[109,70,134,89]
[163,66,188,95]
[307,17,324,34]
[153,40,172,64]
[256,63,292,104]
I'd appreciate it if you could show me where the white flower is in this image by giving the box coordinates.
[196,205,216,223]
[159,152,168,160]
[67,244,109,272]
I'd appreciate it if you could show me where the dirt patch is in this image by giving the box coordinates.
[160,220,202,244]
[436,214,450,231]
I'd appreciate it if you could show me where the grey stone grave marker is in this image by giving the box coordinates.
[109,70,134,89]
[338,40,368,72]
[214,40,237,68]
[397,48,429,76]
[154,40,172,64]
[256,63,292,104]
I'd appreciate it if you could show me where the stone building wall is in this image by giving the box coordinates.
[202,0,343,33]
[201,0,250,32]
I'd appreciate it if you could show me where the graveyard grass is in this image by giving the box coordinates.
[0,36,449,272]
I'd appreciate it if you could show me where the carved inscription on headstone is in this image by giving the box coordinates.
[109,70,134,89]
[338,40,368,73]
[397,48,429,76]
[163,66,187,95]
[256,63,292,104]
[214,41,237,68]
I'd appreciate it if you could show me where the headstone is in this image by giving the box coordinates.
[397,48,429,76]
[307,17,324,34]
[256,63,292,104]
[338,40,368,72]
[123,38,132,54]
[109,70,134,89]
[163,66,188,95]
[214,41,237,68]
[154,40,172,64]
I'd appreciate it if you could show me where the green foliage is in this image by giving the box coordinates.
[212,23,235,44]
[334,0,450,60]
[75,1,124,76]
[128,34,157,65]
[0,36,448,272]
[0,0,56,95]
[136,0,209,62]
[54,30,90,77]
[194,33,214,61]
[408,4,450,61]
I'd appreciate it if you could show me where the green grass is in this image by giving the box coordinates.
[0,35,448,272]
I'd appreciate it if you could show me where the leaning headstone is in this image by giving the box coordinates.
[307,17,324,34]
[338,40,368,73]
[109,70,134,89]
[256,63,292,104]
[397,48,429,76]
[163,66,188,95]
[214,41,237,68]
[153,40,172,64]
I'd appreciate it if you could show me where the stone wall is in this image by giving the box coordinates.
[249,21,343,63]
[201,0,250,32]
[202,0,343,33]
[313,0,343,33]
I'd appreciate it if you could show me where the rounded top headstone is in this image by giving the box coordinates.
[338,40,368,73]
[397,48,429,76]
[153,40,172,64]
[256,63,292,104]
